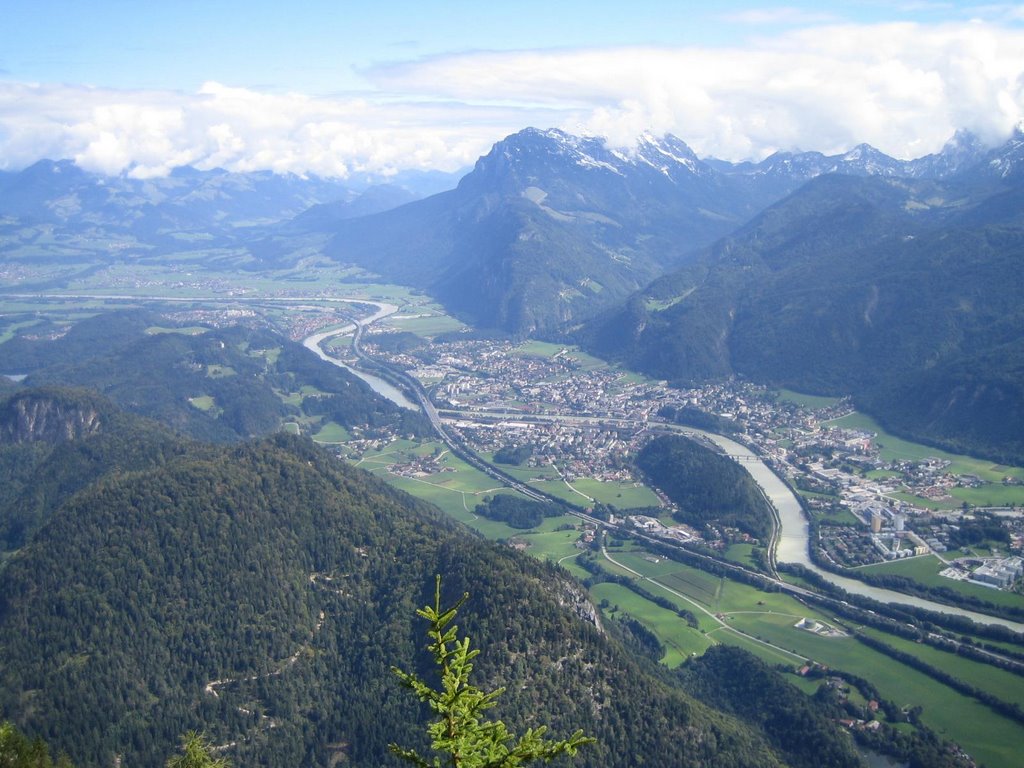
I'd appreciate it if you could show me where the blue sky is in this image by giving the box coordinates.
[2,1,1024,176]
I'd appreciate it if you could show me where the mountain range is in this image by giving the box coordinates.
[262,126,1011,336]
[584,148,1024,463]
[5,125,1024,462]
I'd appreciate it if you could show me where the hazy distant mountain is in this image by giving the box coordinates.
[269,127,999,337]
[275,128,813,336]
[0,162,443,272]
[584,131,1024,463]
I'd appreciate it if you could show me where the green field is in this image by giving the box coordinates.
[859,626,1024,710]
[0,320,39,345]
[776,388,844,409]
[598,547,1024,768]
[827,411,1024,482]
[513,341,611,371]
[312,421,351,443]
[722,543,759,569]
[950,483,1024,507]
[145,326,209,336]
[354,439,518,520]
[858,555,1024,609]
[567,478,661,508]
[187,395,216,412]
[591,582,714,666]
[382,311,466,337]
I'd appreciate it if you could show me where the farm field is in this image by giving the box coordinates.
[312,421,351,443]
[827,411,1024,484]
[776,388,844,410]
[591,546,1024,768]
[858,555,1024,609]
[590,582,714,666]
[380,310,466,338]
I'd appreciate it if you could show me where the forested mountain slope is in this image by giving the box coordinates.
[1,311,429,441]
[585,165,1024,464]
[268,129,801,336]
[0,423,832,768]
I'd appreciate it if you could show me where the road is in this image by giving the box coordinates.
[601,546,808,663]
[420,412,1024,633]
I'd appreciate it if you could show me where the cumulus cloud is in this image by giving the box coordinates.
[0,80,525,177]
[1,20,1024,176]
[368,21,1024,160]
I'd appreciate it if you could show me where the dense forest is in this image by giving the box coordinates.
[0,395,818,768]
[635,434,774,539]
[474,494,564,528]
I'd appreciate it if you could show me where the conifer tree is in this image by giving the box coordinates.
[390,576,595,768]
[165,732,228,768]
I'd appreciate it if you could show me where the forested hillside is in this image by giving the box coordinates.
[636,435,774,539]
[588,169,1024,464]
[0,387,189,550]
[0,311,430,442]
[0,411,823,768]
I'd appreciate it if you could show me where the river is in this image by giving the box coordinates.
[299,301,1023,631]
[301,301,419,411]
[694,430,1024,633]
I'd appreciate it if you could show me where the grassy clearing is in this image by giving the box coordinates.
[515,340,570,359]
[383,312,466,337]
[0,319,42,345]
[776,388,844,409]
[592,582,713,666]
[722,543,759,570]
[890,492,958,511]
[858,555,1024,609]
[187,396,216,412]
[813,508,861,525]
[205,364,236,378]
[513,340,609,371]
[827,411,1024,482]
[515,523,586,563]
[859,626,1024,710]
[356,439,515,520]
[312,421,351,443]
[568,478,661,509]
[145,326,209,336]
[865,469,902,480]
[950,484,1024,507]
[644,292,690,312]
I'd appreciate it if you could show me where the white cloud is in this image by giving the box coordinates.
[1,21,1024,176]
[368,21,1024,161]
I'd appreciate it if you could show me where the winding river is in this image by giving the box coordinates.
[300,299,1023,632]
[696,430,1024,633]
[301,300,418,410]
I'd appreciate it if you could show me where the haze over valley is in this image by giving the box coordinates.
[4,3,1024,767]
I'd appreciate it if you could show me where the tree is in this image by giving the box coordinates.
[0,721,73,768]
[165,732,229,768]
[390,576,595,768]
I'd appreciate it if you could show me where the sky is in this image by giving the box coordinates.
[2,1,1024,178]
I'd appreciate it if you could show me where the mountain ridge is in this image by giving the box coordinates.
[582,162,1024,464]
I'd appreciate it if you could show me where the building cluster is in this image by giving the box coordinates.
[966,556,1024,588]
[356,323,1024,590]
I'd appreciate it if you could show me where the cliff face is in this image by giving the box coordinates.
[0,389,106,445]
